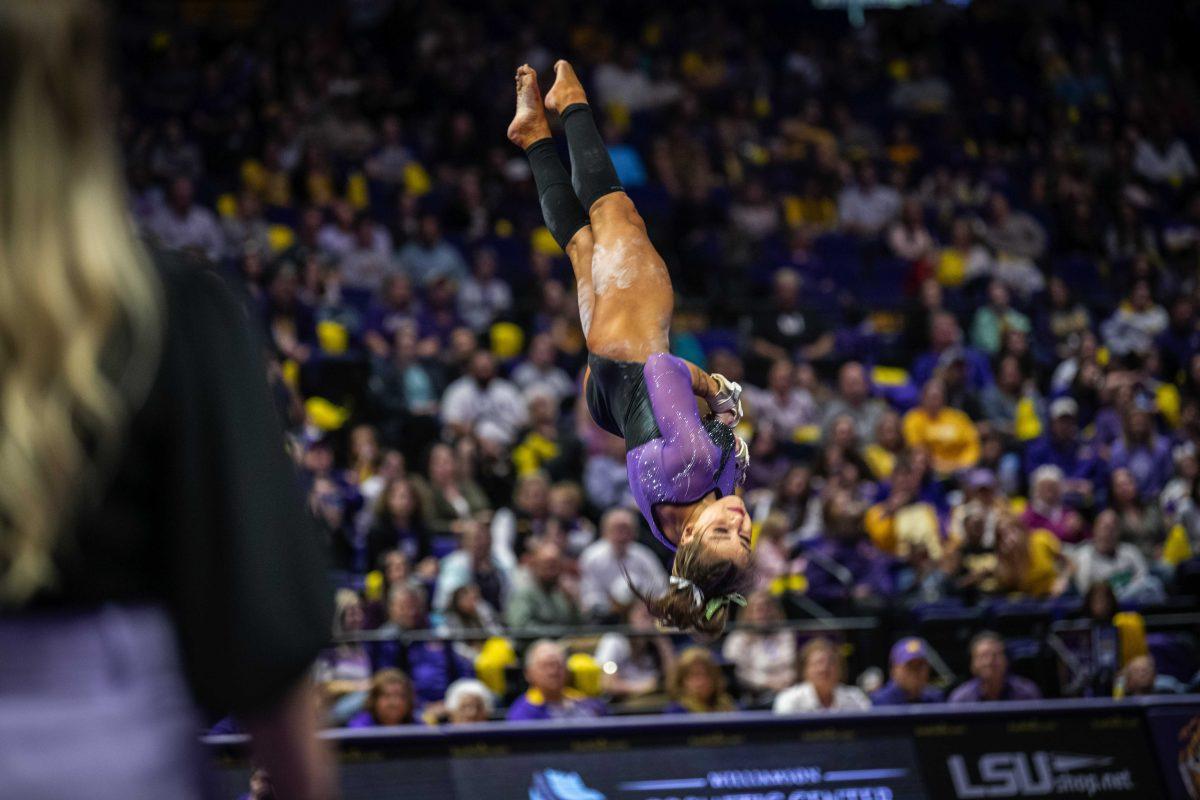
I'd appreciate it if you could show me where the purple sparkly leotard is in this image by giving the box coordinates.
[586,352,742,552]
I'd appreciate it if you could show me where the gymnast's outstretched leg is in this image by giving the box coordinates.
[506,65,598,338]
[509,59,736,411]
[543,60,675,362]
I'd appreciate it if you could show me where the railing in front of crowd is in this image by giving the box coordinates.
[335,615,883,645]
[334,616,891,699]
[206,694,1200,800]
[331,607,1200,698]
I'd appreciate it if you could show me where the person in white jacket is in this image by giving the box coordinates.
[1072,509,1164,603]
[773,637,871,714]
[578,508,667,621]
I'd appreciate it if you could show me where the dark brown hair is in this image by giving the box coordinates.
[366,668,415,724]
[632,533,755,639]
[374,476,424,525]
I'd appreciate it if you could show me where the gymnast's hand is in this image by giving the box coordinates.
[707,372,743,427]
[733,434,750,482]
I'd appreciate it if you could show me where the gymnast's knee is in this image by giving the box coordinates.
[589,192,645,232]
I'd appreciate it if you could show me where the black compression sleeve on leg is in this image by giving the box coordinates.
[561,103,623,212]
[525,138,590,250]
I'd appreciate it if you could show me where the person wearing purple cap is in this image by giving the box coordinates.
[966,466,997,492]
[870,637,945,705]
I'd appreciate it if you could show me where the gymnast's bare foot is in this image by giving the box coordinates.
[507,64,552,149]
[544,59,587,114]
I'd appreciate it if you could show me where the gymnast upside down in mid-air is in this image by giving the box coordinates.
[508,61,753,636]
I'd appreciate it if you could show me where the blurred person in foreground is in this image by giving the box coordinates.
[870,637,944,705]
[0,3,333,797]
[238,767,275,800]
[948,631,1042,703]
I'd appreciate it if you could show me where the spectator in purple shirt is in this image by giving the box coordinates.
[948,631,1042,703]
[1021,465,1089,545]
[1156,295,1200,382]
[371,585,473,708]
[912,312,993,392]
[416,274,465,347]
[870,637,945,705]
[1110,400,1174,500]
[1023,397,1108,508]
[346,669,418,727]
[506,640,607,721]
[803,487,895,604]
[366,477,432,566]
[363,275,421,358]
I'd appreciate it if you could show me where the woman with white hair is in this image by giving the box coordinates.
[1021,464,1088,544]
[443,678,496,724]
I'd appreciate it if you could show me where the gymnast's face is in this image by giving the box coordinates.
[682,495,752,569]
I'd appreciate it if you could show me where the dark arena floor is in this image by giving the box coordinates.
[29,0,1200,797]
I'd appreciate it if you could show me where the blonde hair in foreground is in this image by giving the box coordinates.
[0,0,162,601]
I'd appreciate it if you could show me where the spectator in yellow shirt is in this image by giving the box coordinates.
[902,379,980,475]
[863,409,906,480]
[864,456,943,559]
[995,516,1074,597]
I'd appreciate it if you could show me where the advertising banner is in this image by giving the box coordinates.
[455,734,926,800]
[913,709,1163,799]
[212,700,1200,799]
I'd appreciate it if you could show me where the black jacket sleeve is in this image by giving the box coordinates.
[156,262,332,715]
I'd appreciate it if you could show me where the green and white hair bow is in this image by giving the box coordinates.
[669,576,746,620]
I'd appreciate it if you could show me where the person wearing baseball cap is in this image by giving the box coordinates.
[869,637,944,706]
[1023,394,1107,505]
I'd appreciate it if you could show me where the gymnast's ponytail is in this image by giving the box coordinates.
[630,535,754,640]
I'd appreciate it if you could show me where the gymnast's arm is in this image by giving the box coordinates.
[644,352,708,441]
[682,357,743,426]
[682,358,720,402]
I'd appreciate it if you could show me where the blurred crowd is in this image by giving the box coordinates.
[116,0,1200,728]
